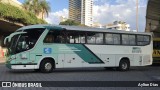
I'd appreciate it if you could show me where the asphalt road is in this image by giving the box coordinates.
[0,64,160,90]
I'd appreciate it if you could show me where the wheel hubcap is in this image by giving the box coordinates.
[45,63,52,71]
[122,63,127,70]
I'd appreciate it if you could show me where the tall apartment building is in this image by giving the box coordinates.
[69,0,93,26]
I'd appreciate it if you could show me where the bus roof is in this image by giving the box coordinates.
[17,24,152,35]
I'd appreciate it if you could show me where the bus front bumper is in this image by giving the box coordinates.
[6,64,38,69]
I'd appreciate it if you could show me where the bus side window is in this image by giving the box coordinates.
[122,34,136,45]
[68,31,86,44]
[69,36,74,43]
[122,35,129,45]
[44,31,54,43]
[105,33,120,45]
[55,36,62,43]
[129,35,136,45]
[95,33,103,44]
[105,33,113,44]
[44,30,66,43]
[137,35,150,46]
[87,32,96,44]
[113,34,120,45]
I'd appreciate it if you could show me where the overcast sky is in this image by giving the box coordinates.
[18,0,148,32]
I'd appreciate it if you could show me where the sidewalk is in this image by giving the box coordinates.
[0,57,5,64]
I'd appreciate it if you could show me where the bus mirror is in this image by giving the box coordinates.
[8,32,27,43]
[4,36,9,45]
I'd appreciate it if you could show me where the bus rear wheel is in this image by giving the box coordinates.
[118,59,130,71]
[40,59,54,73]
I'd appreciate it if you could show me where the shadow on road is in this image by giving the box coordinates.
[6,67,146,74]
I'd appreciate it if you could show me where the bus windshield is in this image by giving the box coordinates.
[9,34,20,55]
[8,28,45,55]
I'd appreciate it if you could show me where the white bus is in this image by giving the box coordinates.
[4,24,153,73]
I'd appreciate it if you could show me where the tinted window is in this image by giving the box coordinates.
[129,35,136,45]
[75,33,86,43]
[113,34,120,45]
[95,33,103,44]
[105,33,120,45]
[68,31,86,44]
[137,35,150,46]
[44,30,66,43]
[16,28,45,53]
[105,34,113,44]
[122,34,136,45]
[87,32,96,44]
[122,35,129,45]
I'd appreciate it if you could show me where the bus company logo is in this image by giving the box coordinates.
[44,48,52,54]
[2,82,11,87]
[132,47,142,53]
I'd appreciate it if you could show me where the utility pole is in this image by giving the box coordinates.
[136,0,139,32]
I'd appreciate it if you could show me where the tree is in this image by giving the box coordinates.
[23,0,50,19]
[39,0,50,19]
[59,19,81,26]
[8,0,10,4]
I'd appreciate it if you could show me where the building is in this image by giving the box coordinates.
[69,0,93,26]
[145,0,160,37]
[105,21,130,31]
[60,16,68,22]
[92,22,103,28]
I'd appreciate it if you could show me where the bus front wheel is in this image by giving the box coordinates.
[118,59,130,71]
[40,59,54,73]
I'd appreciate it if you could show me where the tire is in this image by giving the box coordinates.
[40,59,54,73]
[118,59,130,71]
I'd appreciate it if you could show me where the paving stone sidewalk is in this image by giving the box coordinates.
[0,58,5,64]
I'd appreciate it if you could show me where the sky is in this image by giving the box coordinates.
[18,0,148,32]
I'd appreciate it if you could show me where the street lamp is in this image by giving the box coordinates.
[136,0,139,32]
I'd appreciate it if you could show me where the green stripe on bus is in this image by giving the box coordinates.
[65,44,104,64]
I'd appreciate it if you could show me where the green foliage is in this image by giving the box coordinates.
[59,19,81,26]
[0,3,47,25]
[23,0,51,19]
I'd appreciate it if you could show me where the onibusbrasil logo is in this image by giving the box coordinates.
[1,82,42,87]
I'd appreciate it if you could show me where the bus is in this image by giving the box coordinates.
[153,38,160,63]
[4,24,153,73]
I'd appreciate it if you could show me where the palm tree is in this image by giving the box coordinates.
[39,0,50,19]
[23,0,30,11]
[23,0,50,19]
